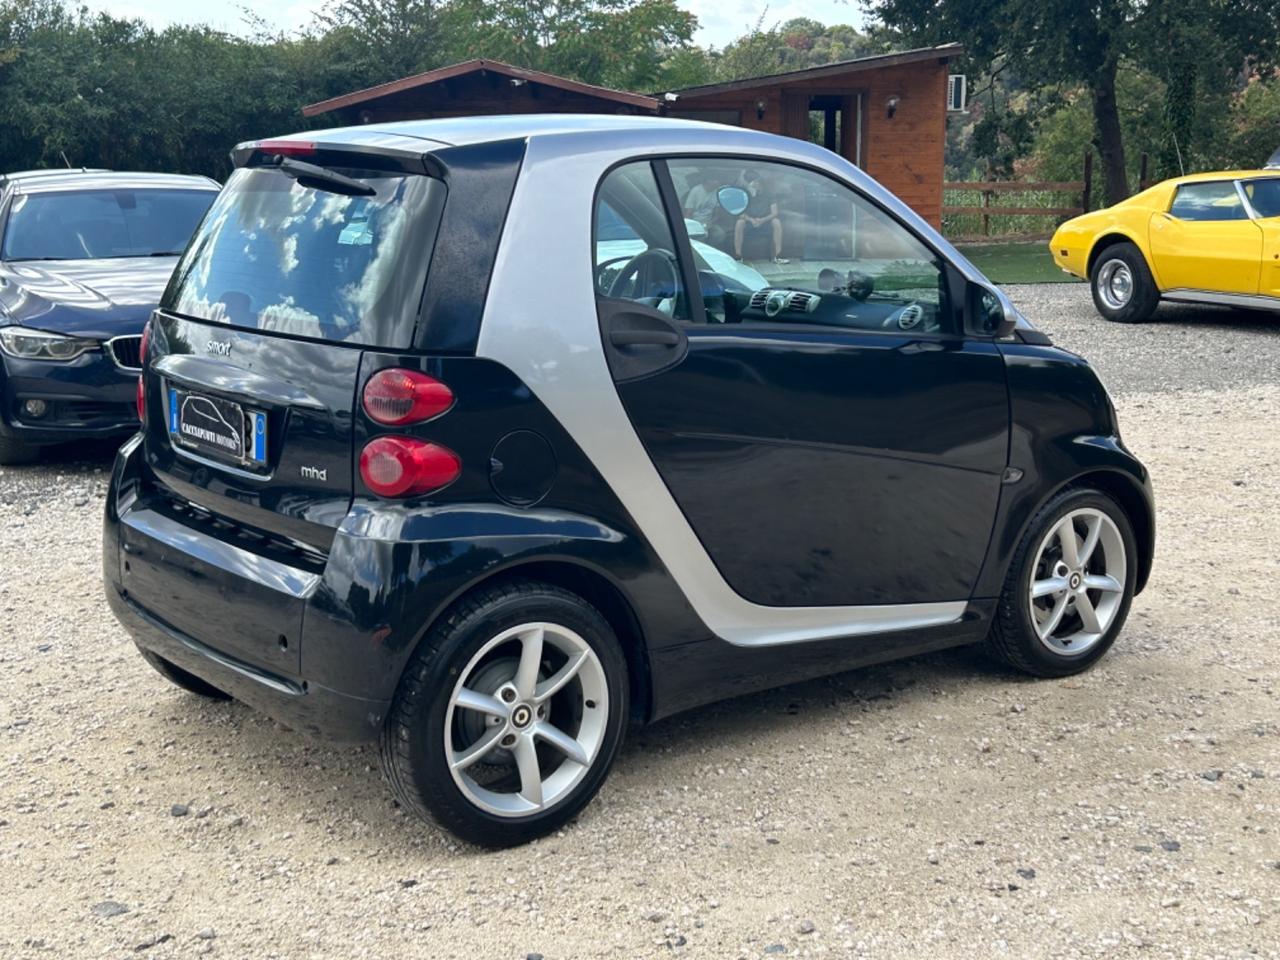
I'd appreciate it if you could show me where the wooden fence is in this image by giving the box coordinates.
[942,152,1094,241]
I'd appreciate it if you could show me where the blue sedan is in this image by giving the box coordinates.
[0,170,219,463]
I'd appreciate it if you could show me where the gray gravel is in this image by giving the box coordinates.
[1006,282,1280,394]
[2,283,1278,959]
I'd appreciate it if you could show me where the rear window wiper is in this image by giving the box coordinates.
[269,156,375,197]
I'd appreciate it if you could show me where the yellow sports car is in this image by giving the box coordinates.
[1050,170,1280,322]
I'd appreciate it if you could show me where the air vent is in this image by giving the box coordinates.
[749,290,770,309]
[786,292,818,313]
[897,304,924,330]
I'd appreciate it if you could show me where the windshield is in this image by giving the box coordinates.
[1243,178,1280,218]
[2,188,216,261]
[165,165,443,348]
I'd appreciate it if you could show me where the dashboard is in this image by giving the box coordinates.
[721,287,942,333]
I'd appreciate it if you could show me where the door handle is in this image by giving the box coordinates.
[610,329,681,347]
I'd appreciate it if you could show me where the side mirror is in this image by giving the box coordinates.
[717,186,749,216]
[970,282,1019,338]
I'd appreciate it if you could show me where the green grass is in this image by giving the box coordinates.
[955,241,1081,285]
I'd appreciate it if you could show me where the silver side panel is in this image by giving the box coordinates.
[1162,289,1280,312]
[476,128,972,647]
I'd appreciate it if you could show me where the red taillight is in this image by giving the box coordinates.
[362,368,454,425]
[254,139,317,157]
[359,437,461,499]
[135,321,151,422]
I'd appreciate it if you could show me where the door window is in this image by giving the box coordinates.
[594,162,689,320]
[1241,178,1280,218]
[666,158,952,333]
[1169,182,1248,221]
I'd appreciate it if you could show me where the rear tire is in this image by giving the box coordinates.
[1090,242,1159,323]
[380,580,629,848]
[138,648,233,699]
[987,488,1138,678]
[0,436,37,465]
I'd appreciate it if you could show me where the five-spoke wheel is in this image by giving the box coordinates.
[380,581,628,848]
[445,622,609,817]
[989,488,1138,677]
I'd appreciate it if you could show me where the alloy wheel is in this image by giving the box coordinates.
[1028,508,1128,656]
[444,622,609,817]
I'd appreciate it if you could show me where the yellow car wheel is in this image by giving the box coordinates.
[1089,243,1159,323]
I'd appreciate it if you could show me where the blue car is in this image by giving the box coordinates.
[0,170,219,463]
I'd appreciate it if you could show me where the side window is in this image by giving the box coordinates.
[666,158,952,333]
[1169,182,1248,221]
[593,162,689,320]
[1242,178,1280,219]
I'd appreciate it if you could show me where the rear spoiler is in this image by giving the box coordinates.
[230,134,447,177]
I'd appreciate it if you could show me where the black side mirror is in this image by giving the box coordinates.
[970,282,1018,338]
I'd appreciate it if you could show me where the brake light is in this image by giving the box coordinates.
[254,139,317,157]
[360,437,461,498]
[362,369,454,425]
[135,321,151,422]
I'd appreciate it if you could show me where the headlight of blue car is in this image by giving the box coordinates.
[0,326,100,361]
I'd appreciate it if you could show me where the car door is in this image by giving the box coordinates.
[1148,180,1263,294]
[1241,177,1280,299]
[593,157,1010,609]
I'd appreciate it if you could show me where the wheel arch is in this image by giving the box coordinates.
[404,557,654,726]
[1087,231,1151,281]
[1018,468,1154,595]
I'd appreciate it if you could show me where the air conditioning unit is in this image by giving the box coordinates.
[947,75,967,113]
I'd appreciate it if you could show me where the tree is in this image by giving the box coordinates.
[865,0,1280,204]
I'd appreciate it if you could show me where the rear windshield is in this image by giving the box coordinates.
[165,165,444,348]
[2,188,216,261]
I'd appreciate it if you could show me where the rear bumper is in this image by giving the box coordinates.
[1,349,137,444]
[105,585,389,741]
[103,435,391,742]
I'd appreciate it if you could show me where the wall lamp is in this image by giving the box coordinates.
[756,98,767,121]
[886,95,900,119]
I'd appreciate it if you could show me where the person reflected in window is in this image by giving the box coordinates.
[683,172,727,249]
[734,171,786,263]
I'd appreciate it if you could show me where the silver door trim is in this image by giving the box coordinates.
[1162,289,1280,311]
[476,128,971,647]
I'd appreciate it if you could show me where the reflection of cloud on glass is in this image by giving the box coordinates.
[339,205,406,326]
[260,296,323,338]
[281,234,299,274]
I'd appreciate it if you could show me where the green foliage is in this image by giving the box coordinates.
[868,0,1280,203]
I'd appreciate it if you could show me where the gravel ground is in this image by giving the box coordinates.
[2,285,1278,960]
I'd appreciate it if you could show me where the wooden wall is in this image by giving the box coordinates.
[671,60,950,227]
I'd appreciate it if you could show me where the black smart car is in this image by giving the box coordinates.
[103,117,1154,847]
[0,170,219,463]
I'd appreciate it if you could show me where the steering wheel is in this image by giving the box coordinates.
[608,248,680,303]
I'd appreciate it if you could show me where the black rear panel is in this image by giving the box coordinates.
[143,314,360,552]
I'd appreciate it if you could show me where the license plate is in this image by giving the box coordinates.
[168,386,267,467]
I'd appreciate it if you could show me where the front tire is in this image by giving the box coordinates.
[380,581,629,848]
[987,488,1138,678]
[0,436,37,465]
[1090,243,1159,323]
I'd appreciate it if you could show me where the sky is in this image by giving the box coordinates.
[85,0,866,50]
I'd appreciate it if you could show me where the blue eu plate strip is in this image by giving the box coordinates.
[252,411,266,464]
[168,389,178,434]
